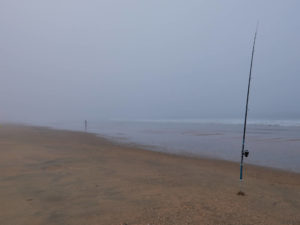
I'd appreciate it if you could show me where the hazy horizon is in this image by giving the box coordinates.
[1,0,300,124]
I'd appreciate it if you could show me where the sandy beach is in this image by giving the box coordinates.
[0,125,299,225]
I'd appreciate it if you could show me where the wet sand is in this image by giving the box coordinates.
[0,125,299,225]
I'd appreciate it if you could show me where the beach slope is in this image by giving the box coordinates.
[0,125,299,225]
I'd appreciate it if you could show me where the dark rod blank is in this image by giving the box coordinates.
[240,25,258,181]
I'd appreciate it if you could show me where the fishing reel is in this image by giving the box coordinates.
[243,149,249,157]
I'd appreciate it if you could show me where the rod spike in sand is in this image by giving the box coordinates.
[239,24,258,185]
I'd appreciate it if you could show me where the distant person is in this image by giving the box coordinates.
[85,120,87,132]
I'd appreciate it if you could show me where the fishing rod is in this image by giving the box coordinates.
[239,25,258,182]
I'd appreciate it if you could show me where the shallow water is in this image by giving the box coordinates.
[46,120,300,172]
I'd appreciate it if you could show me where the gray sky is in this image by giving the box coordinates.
[1,0,300,123]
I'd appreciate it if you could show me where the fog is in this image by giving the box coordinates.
[1,0,300,123]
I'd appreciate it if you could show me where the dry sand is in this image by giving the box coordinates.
[0,125,299,225]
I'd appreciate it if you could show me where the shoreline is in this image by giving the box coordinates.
[21,123,300,174]
[0,124,299,225]
[4,122,300,177]
[97,132,300,175]
[33,120,300,173]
